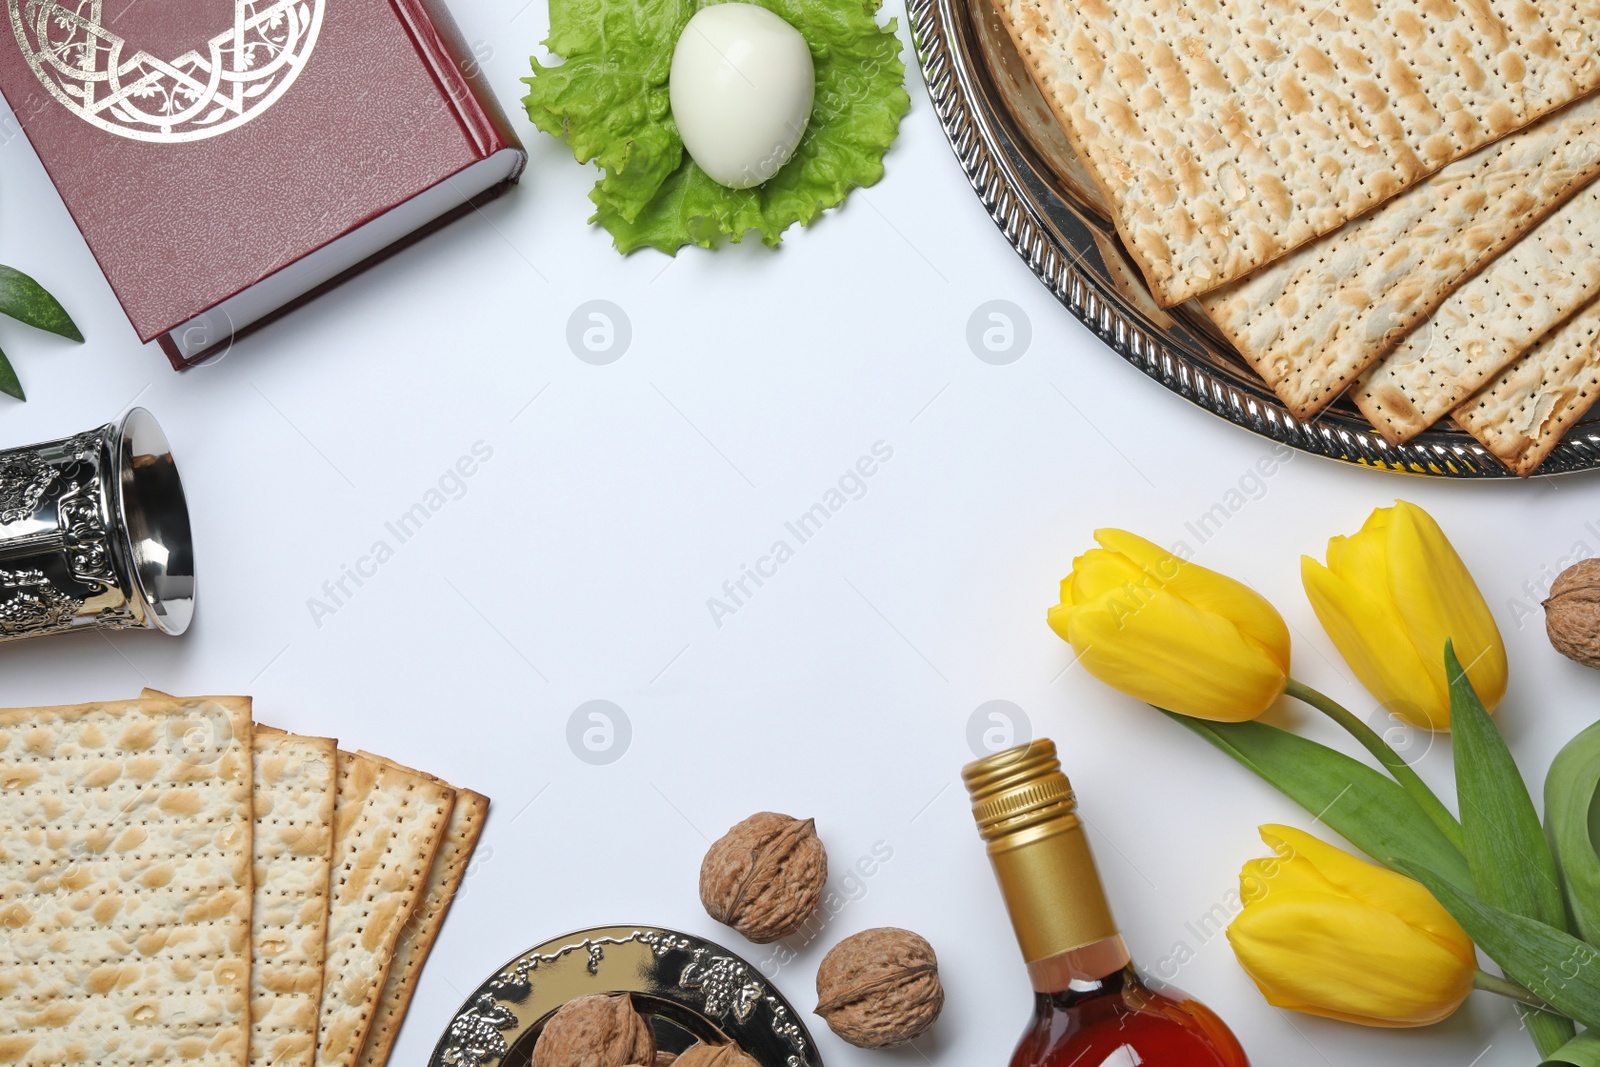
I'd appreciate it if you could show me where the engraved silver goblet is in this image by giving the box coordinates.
[0,408,194,641]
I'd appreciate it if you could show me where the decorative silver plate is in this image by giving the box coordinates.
[907,0,1600,477]
[430,926,825,1067]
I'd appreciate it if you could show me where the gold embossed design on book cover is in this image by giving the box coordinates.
[6,0,325,143]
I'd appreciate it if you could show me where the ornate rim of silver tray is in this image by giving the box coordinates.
[906,0,1600,478]
[429,925,825,1067]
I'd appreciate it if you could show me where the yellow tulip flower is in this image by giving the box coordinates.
[1228,825,1476,1028]
[1301,501,1506,731]
[1048,530,1290,721]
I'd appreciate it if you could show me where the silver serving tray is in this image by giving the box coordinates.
[907,0,1600,477]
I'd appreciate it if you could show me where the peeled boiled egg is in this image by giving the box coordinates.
[669,4,815,190]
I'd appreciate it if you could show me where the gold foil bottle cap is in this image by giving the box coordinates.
[963,739,1078,839]
[962,739,1118,963]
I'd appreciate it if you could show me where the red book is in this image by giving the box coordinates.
[0,0,526,366]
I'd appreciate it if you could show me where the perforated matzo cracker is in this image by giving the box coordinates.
[0,695,254,1067]
[1354,179,1600,442]
[990,0,1600,305]
[1455,296,1600,475]
[355,787,488,1067]
[251,730,337,1067]
[139,687,340,1067]
[315,751,453,1067]
[1199,95,1600,417]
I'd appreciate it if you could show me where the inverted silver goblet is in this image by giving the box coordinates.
[0,408,194,641]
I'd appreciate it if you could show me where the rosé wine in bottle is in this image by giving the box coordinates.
[963,740,1250,1067]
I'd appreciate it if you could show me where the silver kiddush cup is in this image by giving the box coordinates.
[0,408,195,641]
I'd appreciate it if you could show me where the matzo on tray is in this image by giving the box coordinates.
[1355,177,1600,442]
[0,696,254,1067]
[1455,295,1600,475]
[991,0,1600,306]
[1198,93,1600,418]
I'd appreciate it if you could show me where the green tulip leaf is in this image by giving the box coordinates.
[1168,713,1471,887]
[1447,641,1575,1053]
[1544,1031,1600,1067]
[1546,719,1600,947]
[1402,861,1600,1032]
[0,265,82,341]
[0,347,21,401]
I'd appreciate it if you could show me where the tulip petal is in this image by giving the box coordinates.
[1046,600,1072,645]
[1329,515,1393,600]
[1385,501,1508,712]
[1300,554,1448,730]
[1228,889,1474,1027]
[1322,533,1352,574]
[1241,853,1339,901]
[1361,506,1395,533]
[1066,585,1286,721]
[1067,548,1150,603]
[1095,529,1292,673]
[1322,507,1391,574]
[1088,531,1185,584]
[1258,825,1475,966]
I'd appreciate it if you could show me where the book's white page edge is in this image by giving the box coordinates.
[169,147,523,361]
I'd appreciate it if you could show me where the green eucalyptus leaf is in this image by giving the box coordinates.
[0,265,82,341]
[1168,713,1471,887]
[0,347,22,401]
[1547,719,1600,946]
[1447,640,1575,1054]
[1544,1030,1600,1067]
[1403,861,1600,1032]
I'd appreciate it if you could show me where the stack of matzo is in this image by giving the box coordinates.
[0,693,488,1067]
[990,0,1600,473]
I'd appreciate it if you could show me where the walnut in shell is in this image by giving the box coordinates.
[673,1042,759,1067]
[532,993,657,1067]
[699,812,827,944]
[1547,559,1600,669]
[815,927,943,1049]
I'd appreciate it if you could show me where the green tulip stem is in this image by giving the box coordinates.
[1284,678,1466,853]
[1474,970,1564,1015]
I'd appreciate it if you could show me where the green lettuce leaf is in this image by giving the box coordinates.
[523,0,908,252]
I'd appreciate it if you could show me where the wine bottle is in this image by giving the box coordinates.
[962,739,1250,1067]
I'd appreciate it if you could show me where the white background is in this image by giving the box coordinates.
[0,1,1594,1064]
